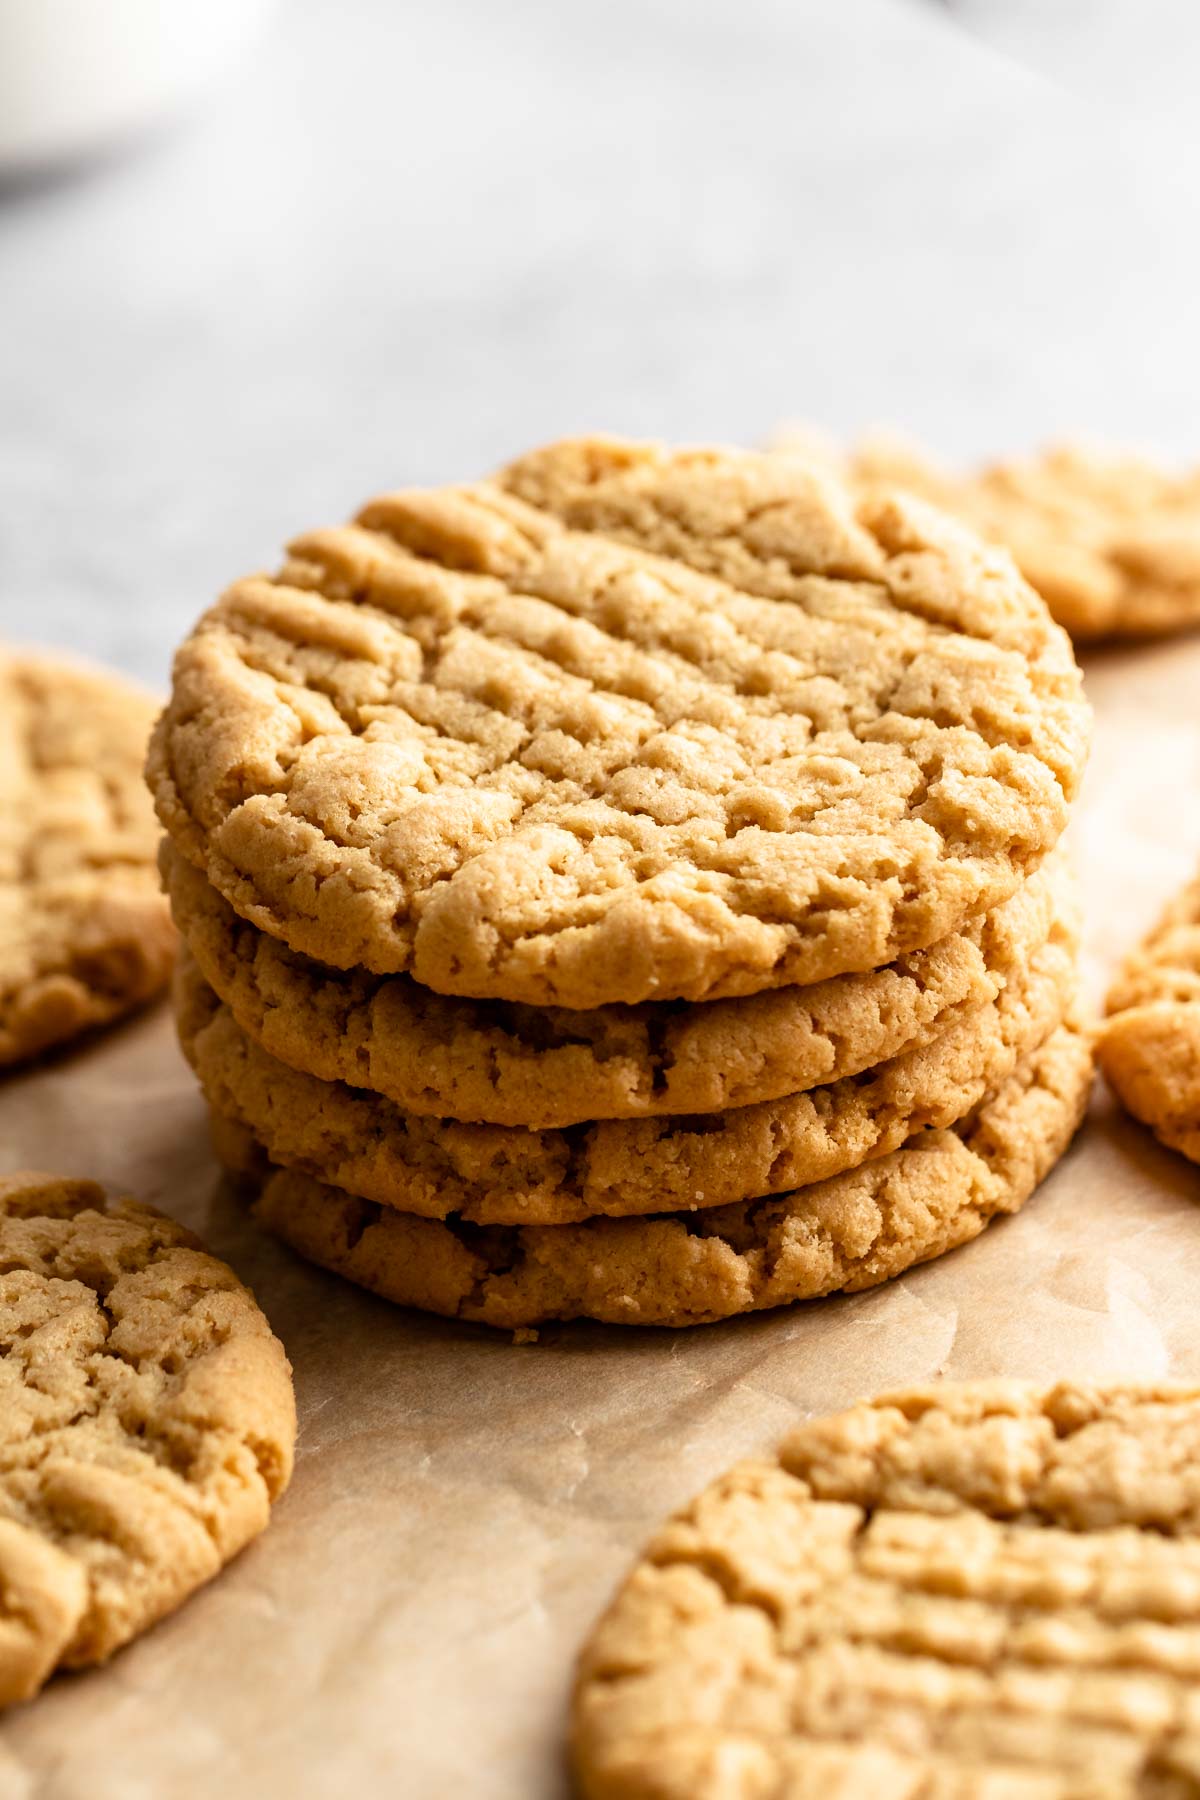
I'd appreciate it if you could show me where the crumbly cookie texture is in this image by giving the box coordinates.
[149,437,1088,1008]
[214,1016,1093,1328]
[1099,864,1200,1165]
[1,654,176,1067]
[572,1381,1200,1799]
[165,840,1062,1128]
[775,426,1200,642]
[0,1172,295,1709]
[178,879,1077,1226]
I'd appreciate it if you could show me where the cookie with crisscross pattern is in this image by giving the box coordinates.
[149,438,1088,1008]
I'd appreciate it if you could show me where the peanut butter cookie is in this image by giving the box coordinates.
[1,654,175,1068]
[1099,862,1200,1164]
[178,885,1077,1226]
[0,1172,295,1708]
[149,438,1088,1006]
[573,1381,1200,1797]
[165,841,1063,1128]
[214,1016,1093,1328]
[776,428,1200,641]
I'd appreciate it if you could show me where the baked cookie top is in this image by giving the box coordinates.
[573,1381,1200,1797]
[0,653,176,1068]
[149,438,1088,1007]
[0,1172,295,1708]
[1099,863,1200,1164]
[166,841,1062,1128]
[221,1015,1093,1328]
[778,427,1200,642]
[180,877,1076,1223]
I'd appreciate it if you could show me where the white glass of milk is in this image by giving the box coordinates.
[0,0,279,175]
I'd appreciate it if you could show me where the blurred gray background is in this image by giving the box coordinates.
[2,0,1199,685]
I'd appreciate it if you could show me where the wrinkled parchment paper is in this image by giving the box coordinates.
[2,637,1199,1800]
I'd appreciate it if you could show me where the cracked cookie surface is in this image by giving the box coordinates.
[1099,863,1200,1165]
[1,654,176,1068]
[165,843,1062,1127]
[149,437,1088,1007]
[776,427,1200,641]
[178,879,1077,1225]
[572,1381,1200,1798]
[213,1016,1093,1328]
[0,1172,295,1708]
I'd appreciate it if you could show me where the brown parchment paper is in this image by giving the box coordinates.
[2,636,1200,1800]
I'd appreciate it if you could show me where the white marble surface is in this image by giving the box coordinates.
[2,0,1199,684]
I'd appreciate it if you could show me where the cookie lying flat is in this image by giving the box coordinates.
[165,842,1064,1129]
[214,1016,1093,1328]
[0,1172,295,1708]
[149,437,1088,1007]
[1,654,176,1068]
[1099,864,1200,1165]
[776,427,1200,641]
[573,1381,1200,1798]
[178,892,1077,1225]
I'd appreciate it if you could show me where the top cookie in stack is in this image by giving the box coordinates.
[151,438,1093,1328]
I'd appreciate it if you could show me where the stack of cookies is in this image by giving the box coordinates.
[149,437,1094,1331]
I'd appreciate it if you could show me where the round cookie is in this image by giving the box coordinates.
[149,437,1089,1007]
[0,1171,295,1708]
[1099,863,1200,1165]
[214,1016,1093,1328]
[165,840,1063,1127]
[572,1381,1200,1798]
[177,892,1079,1225]
[0,653,176,1068]
[776,427,1200,641]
